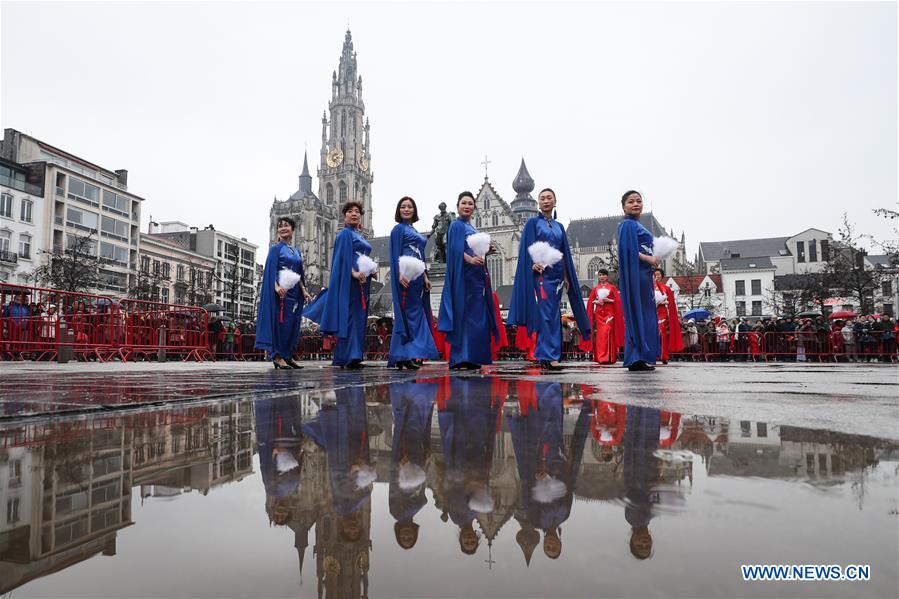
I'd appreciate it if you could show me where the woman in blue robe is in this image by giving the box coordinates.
[255,217,312,369]
[437,376,502,555]
[509,188,591,371]
[623,406,662,559]
[437,191,501,370]
[302,386,373,538]
[388,196,440,369]
[304,202,374,369]
[254,396,305,524]
[389,380,437,549]
[617,190,662,372]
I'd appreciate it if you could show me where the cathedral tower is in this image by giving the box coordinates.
[319,30,374,236]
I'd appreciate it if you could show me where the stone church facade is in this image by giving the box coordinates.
[269,30,374,287]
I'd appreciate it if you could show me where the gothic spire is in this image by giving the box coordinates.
[299,150,313,195]
[510,157,539,220]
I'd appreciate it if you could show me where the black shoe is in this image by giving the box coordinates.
[627,361,656,372]
[396,360,412,370]
[285,359,303,369]
[407,360,421,370]
[346,360,365,370]
[273,361,290,370]
[541,361,564,371]
[464,362,482,371]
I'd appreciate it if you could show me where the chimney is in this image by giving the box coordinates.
[115,169,128,186]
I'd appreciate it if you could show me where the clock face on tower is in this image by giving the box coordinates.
[326,147,344,168]
[359,156,369,172]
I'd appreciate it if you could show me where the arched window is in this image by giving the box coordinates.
[487,250,504,287]
[326,183,334,204]
[492,213,498,227]
[339,180,348,203]
[587,257,604,282]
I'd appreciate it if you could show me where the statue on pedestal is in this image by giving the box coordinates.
[428,202,456,264]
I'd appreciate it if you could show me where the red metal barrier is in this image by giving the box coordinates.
[118,299,211,362]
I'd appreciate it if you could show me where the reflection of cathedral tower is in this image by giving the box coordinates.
[320,30,374,237]
[314,500,371,599]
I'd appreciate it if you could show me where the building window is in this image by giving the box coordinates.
[153,260,161,276]
[809,240,818,262]
[492,213,498,227]
[757,422,767,438]
[751,279,761,295]
[0,193,12,218]
[326,183,334,204]
[162,263,171,279]
[796,241,805,263]
[820,239,830,261]
[587,257,604,282]
[6,497,20,524]
[736,301,746,316]
[66,207,99,231]
[487,253,504,288]
[18,234,31,259]
[177,265,185,281]
[68,178,101,206]
[161,288,170,303]
[882,280,892,296]
[102,190,130,214]
[882,303,893,316]
[20,198,33,223]
[751,300,762,316]
[140,255,150,272]
[735,280,745,296]
[101,216,129,240]
[100,242,128,265]
[339,180,348,203]
[740,421,751,437]
[8,459,21,487]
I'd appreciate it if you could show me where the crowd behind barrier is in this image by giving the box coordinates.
[3,282,897,364]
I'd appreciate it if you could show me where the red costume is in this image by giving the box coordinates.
[490,292,508,361]
[581,283,625,364]
[654,281,683,361]
[590,400,627,446]
[658,411,681,448]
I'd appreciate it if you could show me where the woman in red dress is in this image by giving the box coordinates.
[653,269,683,363]
[582,269,624,364]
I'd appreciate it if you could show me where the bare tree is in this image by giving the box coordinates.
[31,231,101,293]
[826,214,887,315]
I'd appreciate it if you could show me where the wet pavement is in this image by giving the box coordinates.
[0,362,897,597]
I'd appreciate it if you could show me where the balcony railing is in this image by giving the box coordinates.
[0,173,43,196]
[56,186,65,196]
[0,249,18,264]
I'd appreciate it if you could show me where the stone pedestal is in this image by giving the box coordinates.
[427,263,447,313]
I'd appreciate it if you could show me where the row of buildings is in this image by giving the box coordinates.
[0,128,260,319]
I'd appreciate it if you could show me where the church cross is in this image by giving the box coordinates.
[481,155,492,180]
[484,541,496,570]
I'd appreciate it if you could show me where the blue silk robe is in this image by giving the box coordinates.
[388,381,436,524]
[304,227,372,366]
[255,396,305,499]
[623,406,661,530]
[617,216,659,366]
[388,223,439,366]
[255,241,305,360]
[437,218,499,367]
[509,215,591,362]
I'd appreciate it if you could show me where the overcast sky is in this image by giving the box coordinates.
[2,1,896,260]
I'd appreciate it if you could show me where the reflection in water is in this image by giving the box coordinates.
[1,374,896,597]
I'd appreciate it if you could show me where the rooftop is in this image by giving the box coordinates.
[699,237,791,261]
[720,256,775,271]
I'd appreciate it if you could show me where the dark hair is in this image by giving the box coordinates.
[276,216,296,231]
[342,201,365,216]
[538,188,556,199]
[598,268,609,276]
[621,190,642,206]
[457,191,475,205]
[654,267,666,277]
[394,196,419,223]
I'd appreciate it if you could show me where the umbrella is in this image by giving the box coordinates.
[796,311,822,319]
[829,310,857,320]
[203,303,224,313]
[683,309,711,321]
[91,297,118,307]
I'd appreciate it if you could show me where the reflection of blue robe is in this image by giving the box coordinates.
[389,382,436,522]
[305,227,372,366]
[255,242,306,360]
[388,223,439,366]
[623,406,661,529]
[617,216,659,366]
[509,216,591,361]
[304,387,371,515]
[255,397,304,498]
[437,378,500,526]
[437,218,498,366]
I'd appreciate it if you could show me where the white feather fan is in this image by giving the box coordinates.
[533,475,567,504]
[652,236,679,260]
[596,288,610,300]
[655,290,668,306]
[356,254,379,277]
[354,464,377,489]
[278,269,303,291]
[398,462,427,491]
[528,241,563,267]
[398,256,426,281]
[275,451,300,474]
[466,232,492,258]
[467,488,494,513]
